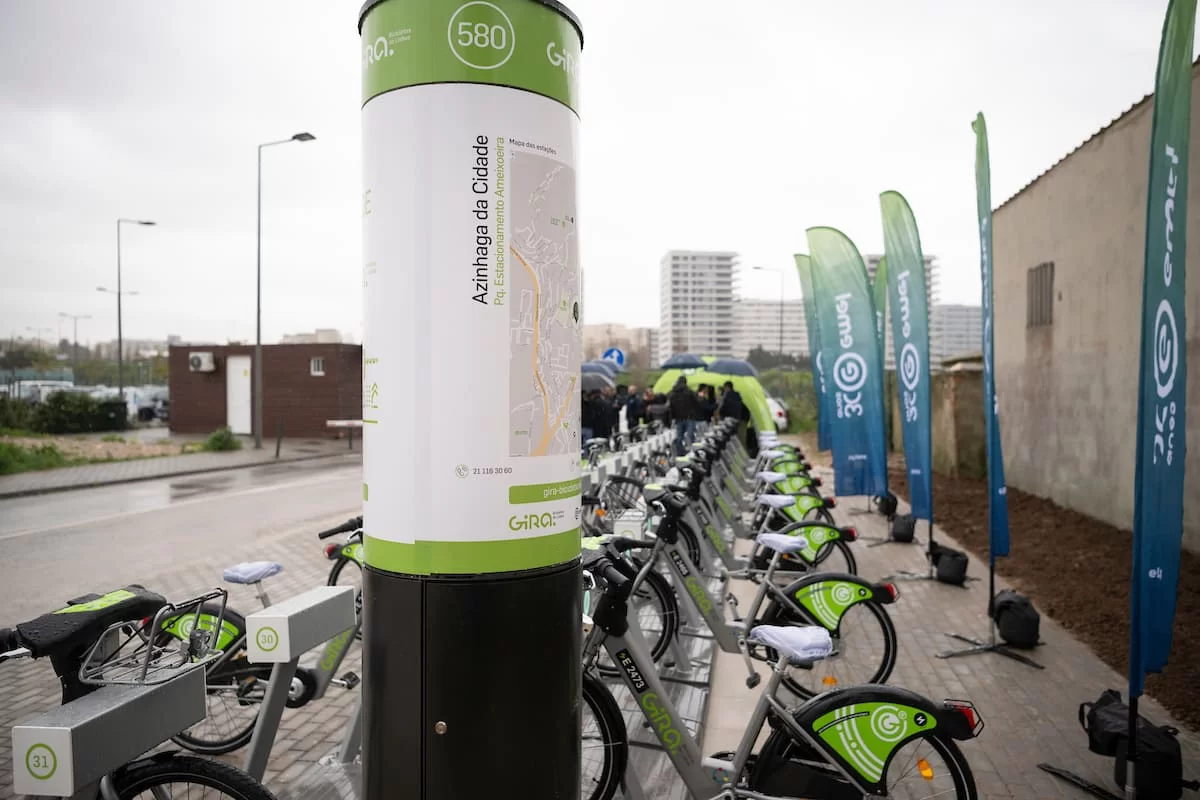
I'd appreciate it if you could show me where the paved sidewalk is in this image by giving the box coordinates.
[703,466,1200,799]
[0,437,360,498]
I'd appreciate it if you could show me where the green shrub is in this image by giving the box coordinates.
[32,392,99,434]
[202,427,242,452]
[100,434,125,443]
[28,392,127,434]
[0,396,32,431]
[0,441,69,475]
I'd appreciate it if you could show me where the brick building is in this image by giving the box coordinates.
[168,344,362,439]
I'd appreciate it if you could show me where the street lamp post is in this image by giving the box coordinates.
[25,327,53,353]
[753,265,786,376]
[103,219,155,400]
[255,132,316,449]
[59,313,91,370]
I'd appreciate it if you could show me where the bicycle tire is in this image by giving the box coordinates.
[328,555,364,640]
[112,754,277,800]
[581,672,628,800]
[171,605,260,756]
[758,596,897,700]
[595,563,679,676]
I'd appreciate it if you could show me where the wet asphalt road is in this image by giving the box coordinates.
[0,455,363,622]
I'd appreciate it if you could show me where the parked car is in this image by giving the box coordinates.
[766,396,789,432]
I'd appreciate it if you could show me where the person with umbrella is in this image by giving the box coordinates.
[667,375,700,455]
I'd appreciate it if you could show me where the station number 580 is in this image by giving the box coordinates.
[457,21,507,49]
[448,2,516,70]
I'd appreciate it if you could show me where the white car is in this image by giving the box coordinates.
[766,396,789,432]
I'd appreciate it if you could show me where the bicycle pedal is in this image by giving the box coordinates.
[340,671,361,690]
[745,673,761,689]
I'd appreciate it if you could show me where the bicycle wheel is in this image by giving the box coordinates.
[758,596,897,699]
[595,563,678,676]
[112,755,277,799]
[581,672,628,800]
[328,555,364,640]
[170,607,261,756]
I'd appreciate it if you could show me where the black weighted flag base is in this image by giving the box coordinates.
[1036,763,1122,800]
[937,560,1043,669]
[939,624,1044,670]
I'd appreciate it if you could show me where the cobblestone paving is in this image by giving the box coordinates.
[707,465,1200,799]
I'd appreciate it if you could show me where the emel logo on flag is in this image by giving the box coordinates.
[602,347,625,367]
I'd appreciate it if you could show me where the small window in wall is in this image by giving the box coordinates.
[1026,261,1055,328]
[310,356,325,377]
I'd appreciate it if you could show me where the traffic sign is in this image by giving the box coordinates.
[602,347,625,367]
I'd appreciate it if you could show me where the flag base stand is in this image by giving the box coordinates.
[1036,763,1122,800]
[938,622,1044,669]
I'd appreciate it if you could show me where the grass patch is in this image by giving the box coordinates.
[0,428,49,438]
[0,441,70,475]
[100,434,126,443]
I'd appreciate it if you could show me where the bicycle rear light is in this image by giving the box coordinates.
[884,583,900,602]
[812,477,822,487]
[323,543,340,560]
[843,526,858,542]
[944,700,985,738]
[825,496,837,508]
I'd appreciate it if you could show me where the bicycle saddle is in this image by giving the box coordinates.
[223,561,284,584]
[756,532,811,555]
[748,625,832,665]
[13,585,167,660]
[757,494,796,509]
[585,437,609,448]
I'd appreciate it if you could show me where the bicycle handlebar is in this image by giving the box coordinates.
[607,536,654,551]
[317,517,363,539]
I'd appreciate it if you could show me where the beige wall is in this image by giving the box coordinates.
[992,66,1200,551]
[888,370,985,479]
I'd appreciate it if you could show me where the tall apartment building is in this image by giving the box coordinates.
[732,298,809,359]
[658,250,738,364]
[931,304,982,364]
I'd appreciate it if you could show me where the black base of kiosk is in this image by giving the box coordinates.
[362,560,581,799]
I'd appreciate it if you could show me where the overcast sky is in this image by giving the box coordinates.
[0,0,1191,348]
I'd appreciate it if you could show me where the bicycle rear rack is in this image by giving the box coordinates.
[78,588,229,687]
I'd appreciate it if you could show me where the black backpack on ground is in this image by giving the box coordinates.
[1079,689,1195,800]
[889,514,916,543]
[930,543,968,585]
[990,589,1040,648]
[873,492,898,519]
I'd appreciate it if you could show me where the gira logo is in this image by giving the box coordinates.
[669,550,713,615]
[509,513,553,531]
[640,692,683,755]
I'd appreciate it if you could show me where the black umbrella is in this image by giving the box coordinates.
[585,360,621,377]
[706,358,759,377]
[581,362,611,375]
[581,372,615,392]
[660,353,707,369]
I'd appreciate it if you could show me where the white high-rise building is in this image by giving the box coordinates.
[932,304,982,364]
[733,298,809,359]
[658,250,738,364]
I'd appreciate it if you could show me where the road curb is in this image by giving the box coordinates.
[0,451,361,501]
